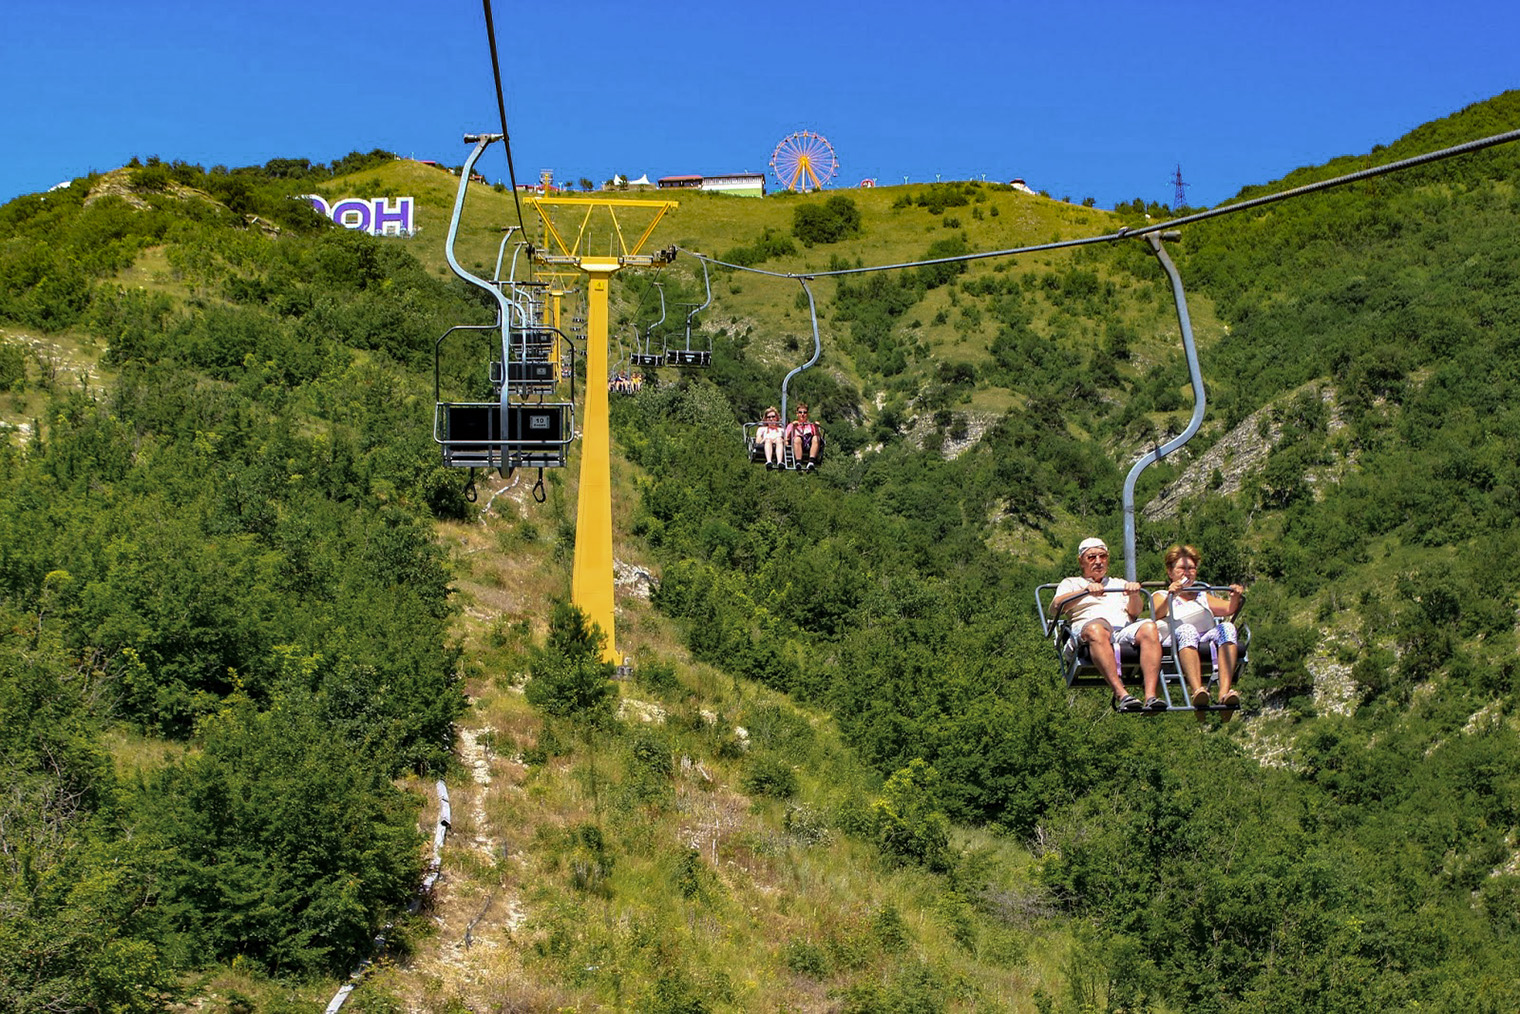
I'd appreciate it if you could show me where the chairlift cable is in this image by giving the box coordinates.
[681,125,1520,281]
[480,0,527,235]
[1137,124,1520,235]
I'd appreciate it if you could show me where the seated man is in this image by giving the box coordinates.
[785,402,823,472]
[1049,537,1165,712]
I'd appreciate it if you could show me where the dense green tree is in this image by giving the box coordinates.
[0,646,175,1012]
[526,602,617,724]
[792,195,863,246]
[141,690,423,975]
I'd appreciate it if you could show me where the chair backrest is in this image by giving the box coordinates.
[436,402,573,470]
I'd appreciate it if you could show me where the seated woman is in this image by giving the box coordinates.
[755,406,785,469]
[1151,544,1246,716]
[784,402,822,472]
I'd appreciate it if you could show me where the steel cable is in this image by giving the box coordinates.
[682,125,1520,280]
[481,0,527,234]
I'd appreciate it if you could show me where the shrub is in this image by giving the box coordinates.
[792,196,862,246]
[634,656,681,694]
[525,603,616,723]
[718,227,796,266]
[0,341,25,391]
[630,729,674,779]
[641,969,711,1014]
[783,804,832,846]
[671,848,716,902]
[873,905,911,953]
[568,823,614,896]
[742,753,799,798]
[783,939,831,978]
[871,759,951,870]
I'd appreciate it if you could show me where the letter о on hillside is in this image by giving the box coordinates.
[304,195,416,236]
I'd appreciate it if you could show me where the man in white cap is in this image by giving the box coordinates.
[1049,537,1165,712]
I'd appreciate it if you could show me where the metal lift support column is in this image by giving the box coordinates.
[577,257,619,662]
[1121,232,1204,580]
[528,198,677,663]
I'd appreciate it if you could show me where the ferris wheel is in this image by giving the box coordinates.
[770,131,839,192]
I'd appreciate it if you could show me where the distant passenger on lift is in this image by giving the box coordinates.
[1049,538,1165,712]
[785,402,823,472]
[756,406,785,469]
[1152,544,1246,718]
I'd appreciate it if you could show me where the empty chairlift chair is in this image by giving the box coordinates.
[666,259,713,368]
[631,282,666,368]
[433,133,575,476]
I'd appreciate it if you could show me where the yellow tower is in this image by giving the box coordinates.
[528,198,677,663]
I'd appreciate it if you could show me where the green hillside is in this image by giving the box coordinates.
[3,92,1520,1013]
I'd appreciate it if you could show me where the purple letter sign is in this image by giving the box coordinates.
[304,195,415,236]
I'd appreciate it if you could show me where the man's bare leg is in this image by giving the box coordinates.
[1083,621,1130,701]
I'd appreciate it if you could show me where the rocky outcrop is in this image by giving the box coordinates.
[614,559,658,599]
[1143,403,1281,521]
[1145,384,1342,521]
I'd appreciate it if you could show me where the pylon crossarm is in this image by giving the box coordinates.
[627,204,675,259]
[527,197,678,262]
[527,199,576,259]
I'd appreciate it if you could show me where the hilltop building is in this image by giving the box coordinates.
[655,173,766,197]
[700,173,766,197]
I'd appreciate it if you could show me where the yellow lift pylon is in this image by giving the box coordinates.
[527,197,678,664]
[536,270,583,380]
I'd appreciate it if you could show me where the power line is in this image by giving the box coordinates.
[1138,125,1520,234]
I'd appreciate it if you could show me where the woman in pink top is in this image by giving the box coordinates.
[784,402,822,472]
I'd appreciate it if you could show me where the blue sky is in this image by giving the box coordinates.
[3,0,1516,209]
